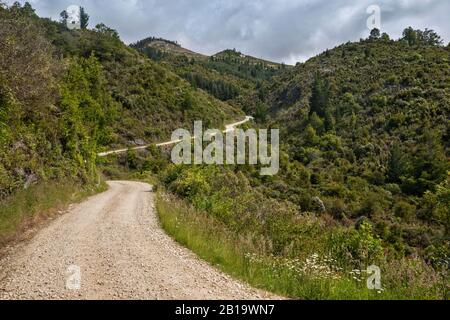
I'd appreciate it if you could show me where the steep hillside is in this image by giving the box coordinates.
[1,2,448,299]
[0,3,242,201]
[132,39,290,117]
[256,35,450,253]
[265,36,449,195]
[156,32,450,299]
[42,27,243,147]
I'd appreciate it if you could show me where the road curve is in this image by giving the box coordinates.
[0,181,275,300]
[97,116,253,157]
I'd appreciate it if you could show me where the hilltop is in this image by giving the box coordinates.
[131,36,207,59]
[212,48,282,69]
[132,37,290,115]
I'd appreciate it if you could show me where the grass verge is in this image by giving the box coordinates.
[156,192,448,300]
[0,180,106,246]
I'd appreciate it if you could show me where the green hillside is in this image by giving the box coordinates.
[132,39,290,116]
[157,31,450,299]
[0,3,241,202]
[1,2,448,299]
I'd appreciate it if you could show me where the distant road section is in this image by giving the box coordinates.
[97,116,253,157]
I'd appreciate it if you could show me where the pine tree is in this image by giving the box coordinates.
[381,32,390,41]
[387,144,406,183]
[403,27,418,46]
[309,74,330,118]
[80,7,89,29]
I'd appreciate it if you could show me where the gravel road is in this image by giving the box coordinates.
[0,181,276,300]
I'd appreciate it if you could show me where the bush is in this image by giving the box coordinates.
[328,221,384,269]
[393,201,416,221]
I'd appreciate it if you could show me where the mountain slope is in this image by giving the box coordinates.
[131,37,207,59]
[131,38,290,117]
[0,3,242,201]
[158,34,449,299]
[266,38,449,196]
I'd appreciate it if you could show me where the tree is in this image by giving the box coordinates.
[424,174,450,236]
[387,144,406,184]
[420,28,443,46]
[402,27,418,46]
[94,23,120,39]
[309,74,330,118]
[22,2,35,16]
[10,1,21,10]
[381,32,390,41]
[304,124,319,146]
[369,28,381,40]
[401,131,448,195]
[402,27,443,47]
[80,6,89,29]
[60,10,68,25]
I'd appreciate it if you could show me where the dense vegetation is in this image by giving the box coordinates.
[0,2,241,235]
[0,3,107,200]
[132,42,289,116]
[149,30,450,298]
[1,2,448,299]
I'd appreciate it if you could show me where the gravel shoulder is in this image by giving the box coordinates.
[0,181,277,300]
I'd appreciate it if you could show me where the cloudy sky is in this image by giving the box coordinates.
[6,0,450,64]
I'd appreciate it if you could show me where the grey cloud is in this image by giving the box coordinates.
[8,0,450,64]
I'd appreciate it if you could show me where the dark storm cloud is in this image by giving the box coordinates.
[8,0,450,64]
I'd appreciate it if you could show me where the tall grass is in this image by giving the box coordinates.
[156,192,448,300]
[0,180,106,244]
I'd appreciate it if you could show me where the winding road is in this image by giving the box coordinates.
[0,181,275,300]
[0,117,277,300]
[97,116,253,157]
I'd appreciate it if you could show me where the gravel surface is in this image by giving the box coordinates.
[0,181,277,300]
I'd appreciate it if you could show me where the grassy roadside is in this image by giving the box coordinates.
[0,180,107,246]
[156,191,447,300]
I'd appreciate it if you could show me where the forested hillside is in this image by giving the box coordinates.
[1,2,448,300]
[132,39,289,117]
[155,29,450,298]
[0,2,241,202]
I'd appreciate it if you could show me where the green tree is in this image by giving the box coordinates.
[22,2,35,16]
[59,55,118,181]
[424,174,450,236]
[80,6,89,29]
[402,131,448,195]
[369,28,381,40]
[402,27,443,46]
[420,28,443,46]
[387,144,406,184]
[381,32,390,41]
[94,23,120,39]
[60,10,68,25]
[403,27,418,46]
[309,74,330,118]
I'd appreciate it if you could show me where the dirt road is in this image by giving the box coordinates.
[0,181,275,300]
[97,116,253,157]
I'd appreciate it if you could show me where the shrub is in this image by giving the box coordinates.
[393,201,416,221]
[328,221,384,269]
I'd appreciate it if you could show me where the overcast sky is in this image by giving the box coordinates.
[6,0,450,64]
